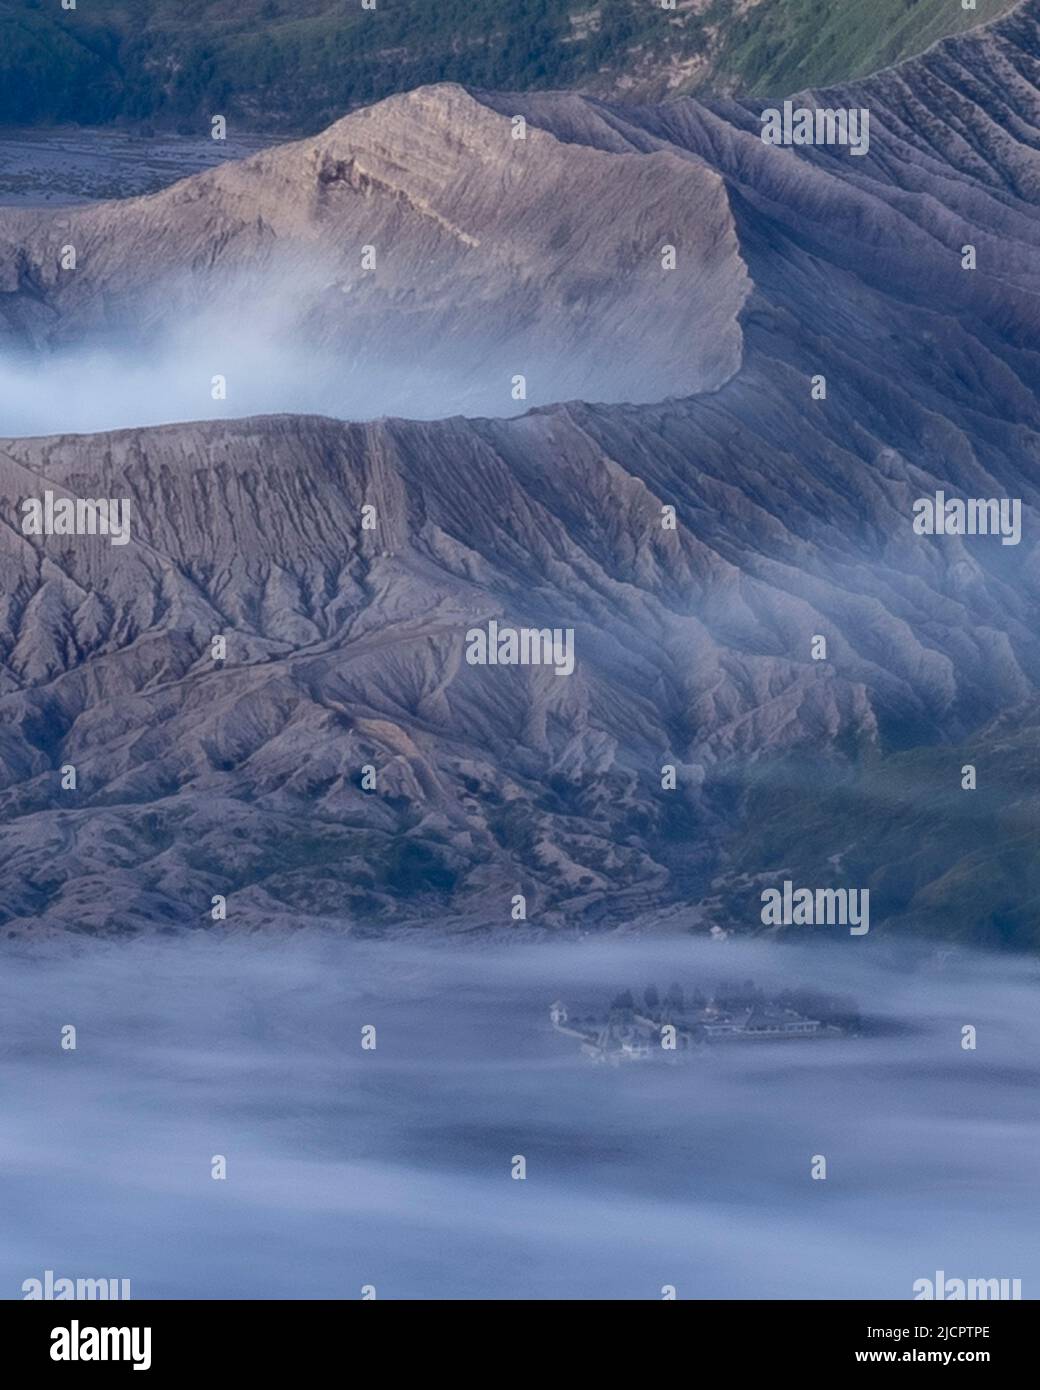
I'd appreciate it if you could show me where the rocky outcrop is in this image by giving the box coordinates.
[0,85,749,413]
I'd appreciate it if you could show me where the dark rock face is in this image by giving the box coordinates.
[0,5,1038,939]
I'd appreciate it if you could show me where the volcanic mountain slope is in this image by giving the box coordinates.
[0,83,749,414]
[0,5,1039,941]
[702,698,1040,952]
[0,382,1036,941]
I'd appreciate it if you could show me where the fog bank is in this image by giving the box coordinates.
[1,932,1036,1299]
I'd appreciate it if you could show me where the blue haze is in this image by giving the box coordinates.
[1,933,1036,1300]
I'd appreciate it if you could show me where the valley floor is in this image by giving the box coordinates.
[0,127,276,206]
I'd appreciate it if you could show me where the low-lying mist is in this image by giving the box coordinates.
[0,331,523,437]
[1,931,1036,1299]
[0,253,661,435]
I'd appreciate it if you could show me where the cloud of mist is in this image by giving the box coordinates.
[0,257,546,436]
[0,331,516,438]
[1,932,1037,1299]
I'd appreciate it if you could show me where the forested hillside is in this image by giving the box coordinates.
[0,0,1018,132]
